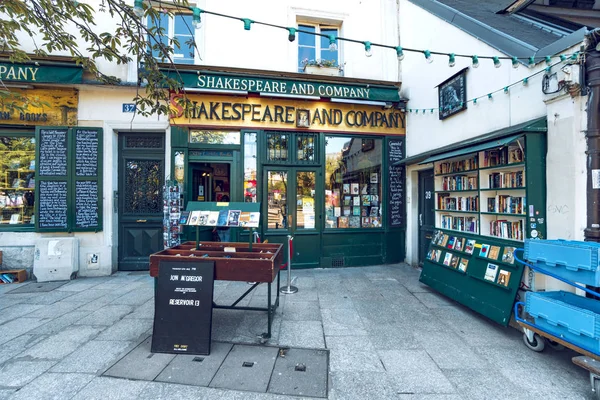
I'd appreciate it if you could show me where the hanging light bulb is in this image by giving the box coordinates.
[528,56,535,68]
[471,55,479,68]
[559,55,567,62]
[493,56,501,68]
[504,86,509,94]
[287,28,297,42]
[488,93,493,99]
[133,0,144,18]
[242,18,253,31]
[364,41,372,57]
[473,98,477,105]
[192,8,203,30]
[395,46,405,61]
[448,53,456,67]
[328,35,337,51]
[523,77,529,85]
[423,50,433,63]
[545,56,552,66]
[512,57,519,69]
[570,52,579,61]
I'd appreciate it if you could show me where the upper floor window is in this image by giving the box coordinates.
[297,24,339,72]
[148,12,195,64]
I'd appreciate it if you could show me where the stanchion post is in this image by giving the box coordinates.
[280,235,298,294]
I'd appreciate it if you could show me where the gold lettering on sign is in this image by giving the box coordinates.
[0,65,39,81]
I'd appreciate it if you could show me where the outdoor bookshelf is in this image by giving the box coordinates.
[420,130,547,326]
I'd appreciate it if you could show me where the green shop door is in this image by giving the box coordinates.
[117,133,165,271]
[418,169,435,266]
[263,167,322,269]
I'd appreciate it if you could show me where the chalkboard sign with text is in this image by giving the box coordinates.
[38,180,68,229]
[39,128,68,177]
[75,128,99,177]
[36,126,103,232]
[438,68,467,120]
[152,260,215,355]
[388,138,405,228]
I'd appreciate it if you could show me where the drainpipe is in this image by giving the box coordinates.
[585,29,600,244]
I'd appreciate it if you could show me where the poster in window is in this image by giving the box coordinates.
[438,68,467,120]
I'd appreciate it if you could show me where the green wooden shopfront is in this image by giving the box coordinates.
[168,70,407,269]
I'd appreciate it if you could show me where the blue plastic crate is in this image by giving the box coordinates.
[525,291,600,353]
[524,239,600,286]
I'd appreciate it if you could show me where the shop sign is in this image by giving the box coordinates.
[0,62,83,84]
[0,88,78,126]
[166,71,400,102]
[170,93,405,135]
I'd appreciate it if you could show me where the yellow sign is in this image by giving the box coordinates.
[170,93,405,135]
[474,243,482,248]
[0,88,78,126]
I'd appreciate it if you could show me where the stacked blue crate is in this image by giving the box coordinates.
[523,239,600,354]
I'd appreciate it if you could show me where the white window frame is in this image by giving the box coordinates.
[297,23,341,72]
[148,4,197,65]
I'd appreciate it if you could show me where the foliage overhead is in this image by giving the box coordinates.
[0,0,199,116]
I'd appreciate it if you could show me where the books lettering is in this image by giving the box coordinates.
[434,249,442,262]
[353,196,360,206]
[349,216,360,228]
[502,246,515,264]
[179,211,190,225]
[198,211,210,226]
[447,236,456,249]
[238,212,251,227]
[488,245,501,260]
[497,269,511,286]
[351,183,359,194]
[480,244,490,257]
[440,234,449,247]
[338,216,349,228]
[458,258,469,272]
[247,212,260,228]
[484,263,499,282]
[207,211,219,226]
[443,253,453,266]
[454,238,464,252]
[465,239,475,255]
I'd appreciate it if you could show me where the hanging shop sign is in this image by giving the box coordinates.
[165,71,400,102]
[170,94,406,135]
[438,68,467,120]
[0,62,83,84]
[0,88,78,126]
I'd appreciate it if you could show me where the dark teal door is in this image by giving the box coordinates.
[118,133,165,271]
[418,169,435,266]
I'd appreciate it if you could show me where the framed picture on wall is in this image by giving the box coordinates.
[214,164,228,176]
[438,68,467,120]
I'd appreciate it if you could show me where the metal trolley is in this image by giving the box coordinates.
[514,247,600,399]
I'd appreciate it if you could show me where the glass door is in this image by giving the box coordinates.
[264,167,321,268]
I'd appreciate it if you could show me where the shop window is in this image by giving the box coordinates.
[244,132,258,203]
[297,133,317,163]
[266,133,289,162]
[267,171,288,230]
[189,130,240,145]
[296,171,316,230]
[298,24,340,72]
[148,12,196,64]
[0,135,36,226]
[325,136,382,229]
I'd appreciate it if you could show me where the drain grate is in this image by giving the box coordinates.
[332,256,345,267]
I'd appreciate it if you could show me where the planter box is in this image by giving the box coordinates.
[149,241,283,283]
[303,65,340,76]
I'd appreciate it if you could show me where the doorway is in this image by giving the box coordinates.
[263,167,321,268]
[418,169,435,266]
[117,133,165,271]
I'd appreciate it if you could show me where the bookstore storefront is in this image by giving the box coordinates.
[168,71,406,268]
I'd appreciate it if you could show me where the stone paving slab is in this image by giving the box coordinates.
[155,342,233,386]
[0,360,56,388]
[209,344,279,392]
[268,348,328,398]
[71,376,149,400]
[8,281,68,293]
[50,340,132,374]
[8,372,94,400]
[104,337,174,381]
[95,317,153,341]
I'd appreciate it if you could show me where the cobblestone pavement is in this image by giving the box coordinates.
[0,263,593,399]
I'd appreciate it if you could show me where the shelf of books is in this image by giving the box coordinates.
[421,132,547,326]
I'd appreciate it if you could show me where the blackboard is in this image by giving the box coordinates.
[152,260,215,355]
[38,180,68,229]
[39,128,68,176]
[388,138,405,228]
[75,180,99,228]
[75,129,99,177]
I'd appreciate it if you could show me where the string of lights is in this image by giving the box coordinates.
[132,0,581,68]
[408,56,579,114]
